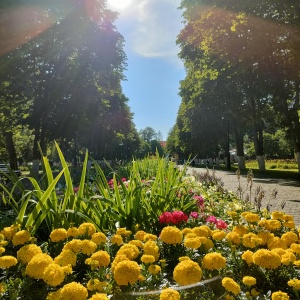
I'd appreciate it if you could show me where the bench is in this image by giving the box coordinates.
[0,163,21,181]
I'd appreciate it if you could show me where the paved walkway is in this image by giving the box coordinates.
[188,167,300,225]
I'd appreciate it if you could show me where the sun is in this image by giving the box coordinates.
[107,0,132,10]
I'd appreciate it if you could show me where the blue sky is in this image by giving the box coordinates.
[107,0,185,140]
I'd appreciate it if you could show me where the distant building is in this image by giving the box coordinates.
[159,141,167,148]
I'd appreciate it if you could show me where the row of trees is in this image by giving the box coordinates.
[167,0,300,172]
[0,0,141,168]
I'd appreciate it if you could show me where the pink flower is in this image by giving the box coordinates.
[121,178,127,182]
[172,211,188,224]
[159,212,173,224]
[190,212,199,219]
[159,211,189,225]
[216,219,228,229]
[194,195,204,206]
[206,215,217,224]
[73,186,79,193]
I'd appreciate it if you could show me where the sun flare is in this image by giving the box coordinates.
[107,0,132,10]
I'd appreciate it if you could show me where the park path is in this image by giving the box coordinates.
[187,167,300,225]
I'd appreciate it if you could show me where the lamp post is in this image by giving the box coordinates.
[222,117,231,170]
[226,119,231,171]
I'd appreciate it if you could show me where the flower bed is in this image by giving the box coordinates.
[0,147,299,299]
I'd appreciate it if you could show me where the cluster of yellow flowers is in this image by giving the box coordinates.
[0,209,300,299]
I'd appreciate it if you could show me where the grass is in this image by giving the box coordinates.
[194,159,300,181]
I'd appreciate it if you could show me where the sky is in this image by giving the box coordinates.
[107,0,186,140]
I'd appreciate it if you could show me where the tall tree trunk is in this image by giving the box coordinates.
[4,130,18,169]
[248,97,265,171]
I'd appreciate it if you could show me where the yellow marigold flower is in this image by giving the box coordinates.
[141,254,155,264]
[281,231,298,247]
[271,248,286,257]
[63,239,82,254]
[203,238,214,251]
[251,288,260,297]
[117,244,139,260]
[267,220,282,231]
[59,282,88,300]
[0,226,15,240]
[232,225,249,237]
[86,251,110,267]
[87,279,108,292]
[244,213,260,223]
[291,243,300,254]
[26,253,53,279]
[225,232,241,245]
[78,222,96,237]
[116,228,127,235]
[192,225,211,237]
[134,230,146,241]
[0,255,17,268]
[294,260,300,267]
[257,231,274,245]
[184,237,201,249]
[81,240,97,256]
[242,233,263,248]
[283,214,294,222]
[222,277,240,295]
[267,237,287,250]
[160,226,182,245]
[181,228,193,236]
[253,249,281,269]
[47,290,61,300]
[54,249,77,267]
[111,254,130,272]
[12,230,31,246]
[138,274,145,282]
[242,276,256,286]
[50,228,68,243]
[125,230,132,237]
[148,264,161,275]
[90,293,109,300]
[199,236,208,244]
[281,252,296,265]
[144,240,159,261]
[185,233,198,239]
[271,291,290,300]
[160,288,180,300]
[111,234,123,246]
[271,211,285,220]
[288,279,300,290]
[67,227,80,238]
[242,250,254,265]
[17,244,43,264]
[283,221,295,229]
[0,241,8,247]
[212,231,226,241]
[43,263,67,286]
[0,282,5,293]
[0,247,5,255]
[202,252,226,270]
[173,259,202,286]
[92,232,107,245]
[129,240,144,249]
[113,260,140,285]
[144,234,157,241]
[227,211,239,219]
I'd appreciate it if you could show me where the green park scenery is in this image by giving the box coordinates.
[0,144,300,300]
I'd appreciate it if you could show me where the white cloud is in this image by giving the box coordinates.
[117,0,183,66]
